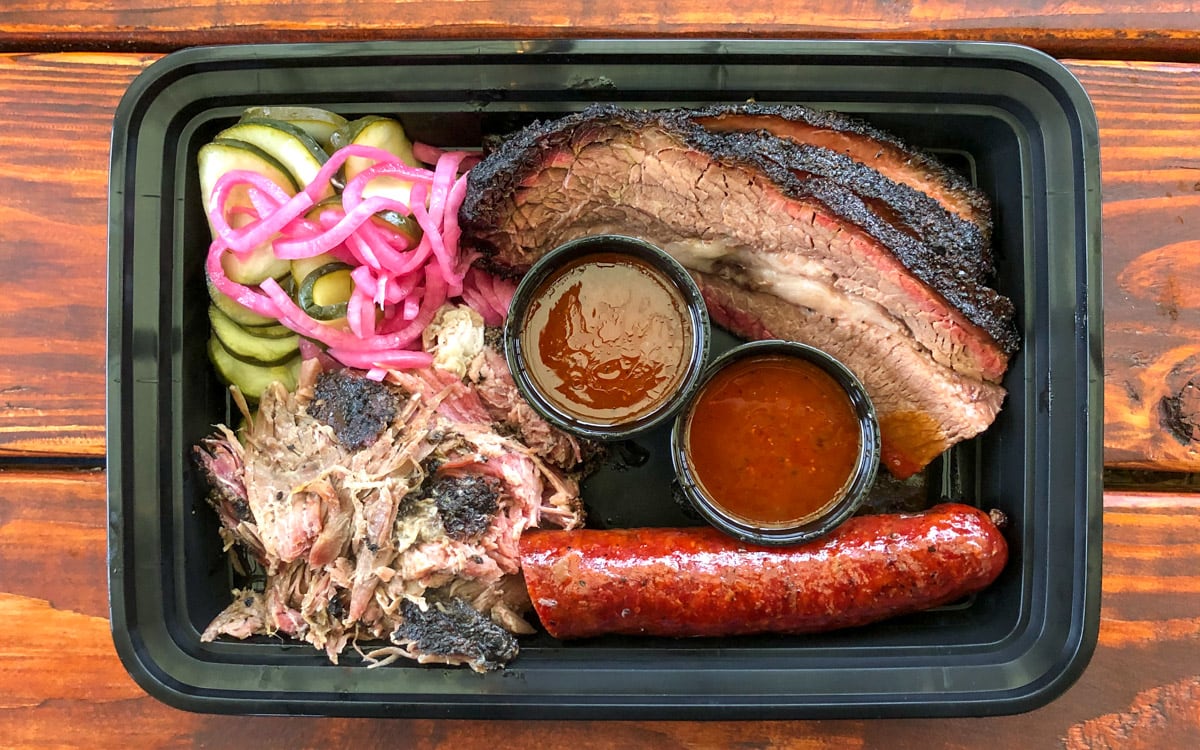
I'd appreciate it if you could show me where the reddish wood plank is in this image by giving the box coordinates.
[0,53,156,460]
[1,1,1200,61]
[1,52,1200,474]
[1089,60,1200,471]
[3,470,1199,745]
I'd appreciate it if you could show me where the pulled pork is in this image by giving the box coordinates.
[194,318,588,672]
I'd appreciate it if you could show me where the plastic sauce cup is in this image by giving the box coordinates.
[504,234,711,441]
[671,340,880,546]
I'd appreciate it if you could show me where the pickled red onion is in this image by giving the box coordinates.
[205,142,491,373]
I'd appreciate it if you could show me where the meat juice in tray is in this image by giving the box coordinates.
[193,101,1013,671]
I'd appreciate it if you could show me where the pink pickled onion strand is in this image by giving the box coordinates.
[246,186,283,216]
[402,293,421,321]
[208,170,313,254]
[411,143,481,168]
[350,265,381,305]
[278,213,325,241]
[207,136,482,372]
[343,227,382,270]
[383,266,447,345]
[427,151,468,233]
[326,347,434,370]
[354,217,409,269]
[411,141,446,165]
[491,274,517,312]
[342,161,436,211]
[459,283,501,327]
[440,174,470,263]
[465,267,506,324]
[345,291,363,338]
[205,241,281,318]
[271,194,407,259]
[347,289,379,339]
[408,187,462,294]
[224,204,261,224]
[384,272,420,304]
[297,338,342,372]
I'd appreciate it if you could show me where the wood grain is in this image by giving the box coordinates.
[1092,60,1200,471]
[0,52,156,460]
[3,470,1199,746]
[2,52,1200,474]
[1,1,1200,61]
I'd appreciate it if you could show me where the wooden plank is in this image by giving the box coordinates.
[2,52,1200,473]
[1,1,1200,61]
[1090,60,1200,471]
[2,470,1199,744]
[0,52,157,460]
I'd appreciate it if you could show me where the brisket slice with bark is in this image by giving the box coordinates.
[689,103,993,238]
[459,105,1016,477]
[683,105,993,278]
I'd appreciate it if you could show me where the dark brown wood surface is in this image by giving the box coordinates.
[2,3,1200,745]
[1,1,1199,61]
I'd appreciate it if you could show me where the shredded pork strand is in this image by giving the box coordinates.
[195,315,588,672]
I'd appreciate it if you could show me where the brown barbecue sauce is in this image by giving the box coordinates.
[520,251,692,426]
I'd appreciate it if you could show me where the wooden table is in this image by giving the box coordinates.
[3,2,1200,746]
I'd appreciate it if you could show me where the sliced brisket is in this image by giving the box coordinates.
[689,103,992,237]
[683,107,994,279]
[459,104,1015,476]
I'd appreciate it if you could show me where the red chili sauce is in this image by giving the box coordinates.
[684,354,861,527]
[520,252,692,426]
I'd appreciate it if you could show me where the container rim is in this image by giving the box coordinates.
[106,38,1103,719]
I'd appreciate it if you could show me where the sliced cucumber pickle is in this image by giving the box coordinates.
[239,321,296,340]
[216,118,334,199]
[290,251,342,287]
[207,277,279,327]
[371,209,423,247]
[209,305,300,366]
[297,262,354,321]
[240,106,348,153]
[198,138,298,221]
[332,116,419,204]
[219,244,292,286]
[208,336,301,401]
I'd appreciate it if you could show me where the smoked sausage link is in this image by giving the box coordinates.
[518,503,1008,639]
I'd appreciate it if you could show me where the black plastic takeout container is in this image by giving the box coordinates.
[107,40,1103,719]
[504,234,711,441]
[672,340,880,546]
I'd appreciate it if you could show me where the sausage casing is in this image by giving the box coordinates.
[518,503,1008,639]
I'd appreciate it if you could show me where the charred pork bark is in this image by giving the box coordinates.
[428,473,502,540]
[392,596,519,672]
[307,368,400,450]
